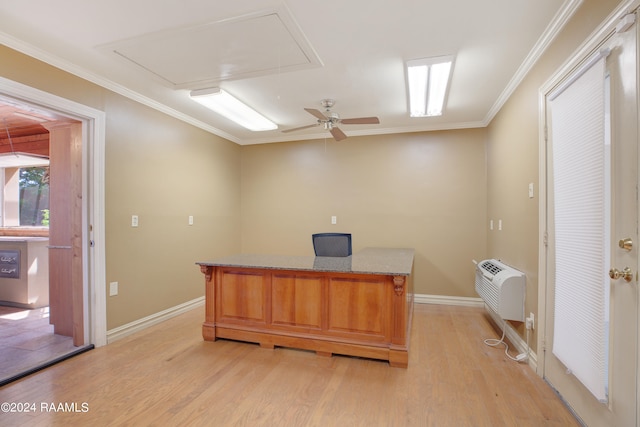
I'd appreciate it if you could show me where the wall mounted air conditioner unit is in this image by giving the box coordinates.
[475,259,525,321]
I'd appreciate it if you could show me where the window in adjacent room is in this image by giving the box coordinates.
[1,165,50,231]
[19,166,49,227]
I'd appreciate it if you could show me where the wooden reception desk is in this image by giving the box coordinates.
[197,248,414,367]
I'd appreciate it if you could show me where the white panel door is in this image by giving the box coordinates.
[543,14,638,427]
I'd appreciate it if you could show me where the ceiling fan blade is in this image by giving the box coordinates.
[282,123,319,133]
[330,127,347,141]
[340,116,380,125]
[305,108,328,121]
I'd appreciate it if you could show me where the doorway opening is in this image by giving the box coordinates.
[0,77,106,385]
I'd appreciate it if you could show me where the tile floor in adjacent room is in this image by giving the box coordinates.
[0,305,77,384]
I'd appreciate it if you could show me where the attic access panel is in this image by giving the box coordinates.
[102,8,322,89]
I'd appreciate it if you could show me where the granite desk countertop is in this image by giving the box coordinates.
[197,247,414,276]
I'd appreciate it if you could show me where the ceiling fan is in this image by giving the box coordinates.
[282,99,380,141]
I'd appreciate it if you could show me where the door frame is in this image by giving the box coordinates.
[0,76,107,347]
[536,0,640,420]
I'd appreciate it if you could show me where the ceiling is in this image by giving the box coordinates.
[0,0,578,145]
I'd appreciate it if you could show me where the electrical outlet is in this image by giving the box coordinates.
[109,281,118,296]
[526,312,535,330]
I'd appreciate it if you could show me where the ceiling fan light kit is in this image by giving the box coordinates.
[282,99,380,141]
[190,88,277,131]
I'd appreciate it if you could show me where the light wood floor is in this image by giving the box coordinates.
[0,305,77,385]
[0,303,580,426]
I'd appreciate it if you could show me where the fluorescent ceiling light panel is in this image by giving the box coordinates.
[189,88,277,131]
[406,56,453,117]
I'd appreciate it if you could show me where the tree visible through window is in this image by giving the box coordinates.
[19,167,49,226]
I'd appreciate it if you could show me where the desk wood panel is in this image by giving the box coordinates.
[218,270,267,323]
[271,274,323,329]
[327,276,388,337]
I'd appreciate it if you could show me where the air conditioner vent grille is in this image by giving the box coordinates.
[480,260,503,276]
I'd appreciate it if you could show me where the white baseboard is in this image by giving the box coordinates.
[106,296,205,343]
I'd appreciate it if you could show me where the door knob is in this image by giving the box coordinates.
[609,267,634,282]
[619,238,633,251]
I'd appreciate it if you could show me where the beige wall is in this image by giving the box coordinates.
[486,0,624,349]
[240,130,487,296]
[0,45,242,330]
[103,94,241,328]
